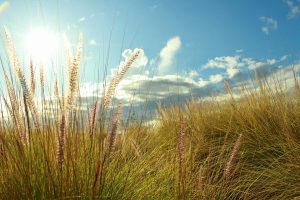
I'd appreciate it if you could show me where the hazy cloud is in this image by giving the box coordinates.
[235,49,244,54]
[260,16,278,35]
[286,0,300,19]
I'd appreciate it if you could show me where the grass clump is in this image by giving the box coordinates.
[0,28,300,199]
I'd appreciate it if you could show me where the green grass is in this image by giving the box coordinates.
[0,29,300,199]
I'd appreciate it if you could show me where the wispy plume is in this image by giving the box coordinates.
[1,60,26,144]
[3,27,41,130]
[224,134,243,178]
[106,102,122,154]
[88,100,99,136]
[102,49,141,108]
[30,58,36,96]
[66,33,83,111]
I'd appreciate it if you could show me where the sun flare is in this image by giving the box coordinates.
[25,28,58,63]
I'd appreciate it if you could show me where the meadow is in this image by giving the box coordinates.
[0,28,300,200]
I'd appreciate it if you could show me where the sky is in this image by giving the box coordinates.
[0,0,300,117]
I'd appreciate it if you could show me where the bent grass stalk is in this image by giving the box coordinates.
[102,49,141,109]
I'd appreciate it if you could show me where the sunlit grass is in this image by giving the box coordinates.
[0,28,300,199]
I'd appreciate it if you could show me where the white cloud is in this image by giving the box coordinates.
[286,0,300,19]
[89,39,97,46]
[78,44,295,112]
[242,58,266,70]
[203,56,240,78]
[227,68,239,78]
[267,59,276,65]
[209,74,223,84]
[158,36,181,74]
[188,70,199,78]
[198,78,209,87]
[203,55,282,78]
[205,56,239,69]
[260,16,278,35]
[80,74,201,105]
[78,17,86,22]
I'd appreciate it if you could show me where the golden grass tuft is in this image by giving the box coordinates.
[0,28,300,200]
[66,33,83,111]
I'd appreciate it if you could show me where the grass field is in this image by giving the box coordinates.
[0,28,300,199]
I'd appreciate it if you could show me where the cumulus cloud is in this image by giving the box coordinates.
[286,0,300,19]
[76,44,296,122]
[204,56,239,69]
[260,16,278,35]
[188,70,199,78]
[227,68,239,78]
[89,39,97,46]
[203,56,240,78]
[117,74,199,102]
[202,55,279,78]
[158,36,181,74]
[78,56,299,124]
[242,58,270,70]
[209,74,223,84]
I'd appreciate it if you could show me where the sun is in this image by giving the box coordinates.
[25,28,58,63]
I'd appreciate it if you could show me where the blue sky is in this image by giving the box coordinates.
[0,0,300,111]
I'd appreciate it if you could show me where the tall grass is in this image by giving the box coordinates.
[0,28,300,199]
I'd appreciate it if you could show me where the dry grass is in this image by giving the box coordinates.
[0,28,300,199]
